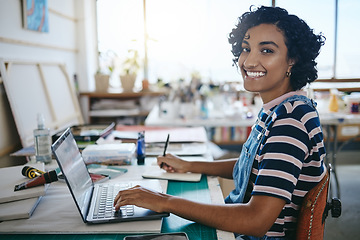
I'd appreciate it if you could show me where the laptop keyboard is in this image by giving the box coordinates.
[92,183,134,219]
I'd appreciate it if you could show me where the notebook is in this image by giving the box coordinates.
[142,166,202,182]
[0,163,47,203]
[51,127,169,224]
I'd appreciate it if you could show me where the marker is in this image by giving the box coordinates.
[160,134,170,168]
[14,170,58,191]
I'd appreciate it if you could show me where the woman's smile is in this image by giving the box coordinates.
[245,70,266,78]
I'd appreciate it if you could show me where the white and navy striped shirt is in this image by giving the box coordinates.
[250,91,326,237]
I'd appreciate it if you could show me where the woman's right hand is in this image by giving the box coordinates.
[157,153,191,173]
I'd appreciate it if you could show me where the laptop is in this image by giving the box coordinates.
[51,127,169,224]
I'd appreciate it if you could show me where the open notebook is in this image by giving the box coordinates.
[52,128,169,224]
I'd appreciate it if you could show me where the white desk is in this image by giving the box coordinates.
[145,105,257,127]
[320,112,360,126]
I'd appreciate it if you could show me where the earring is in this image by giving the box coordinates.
[286,71,291,77]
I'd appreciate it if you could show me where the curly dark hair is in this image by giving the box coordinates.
[229,6,325,90]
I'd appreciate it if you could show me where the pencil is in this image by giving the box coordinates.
[163,134,170,156]
[160,134,170,168]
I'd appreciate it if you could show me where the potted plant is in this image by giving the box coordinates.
[94,68,112,92]
[120,49,140,92]
[94,51,116,92]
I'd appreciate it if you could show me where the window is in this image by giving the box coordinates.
[337,0,360,79]
[96,0,269,87]
[276,0,360,79]
[144,0,269,84]
[96,0,359,88]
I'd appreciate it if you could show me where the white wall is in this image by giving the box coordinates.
[0,0,98,166]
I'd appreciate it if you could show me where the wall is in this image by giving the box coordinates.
[0,0,98,167]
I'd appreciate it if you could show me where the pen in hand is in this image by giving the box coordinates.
[160,134,170,168]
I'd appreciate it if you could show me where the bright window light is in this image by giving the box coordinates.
[97,0,359,88]
[97,0,269,87]
[276,0,360,79]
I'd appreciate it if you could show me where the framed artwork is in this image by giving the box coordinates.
[22,0,49,32]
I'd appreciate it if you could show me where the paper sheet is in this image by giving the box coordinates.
[146,142,208,156]
[142,167,202,182]
[145,127,208,143]
[141,156,211,182]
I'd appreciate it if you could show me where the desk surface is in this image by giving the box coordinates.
[3,176,216,240]
[319,112,360,125]
[1,159,234,240]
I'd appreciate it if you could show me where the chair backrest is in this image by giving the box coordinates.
[296,170,330,240]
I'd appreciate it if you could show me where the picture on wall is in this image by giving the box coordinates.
[22,0,49,32]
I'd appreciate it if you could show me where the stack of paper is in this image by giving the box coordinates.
[0,163,47,221]
[145,126,209,156]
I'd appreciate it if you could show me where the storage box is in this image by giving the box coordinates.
[336,124,360,141]
[81,143,136,165]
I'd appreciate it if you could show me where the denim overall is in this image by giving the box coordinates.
[225,95,317,240]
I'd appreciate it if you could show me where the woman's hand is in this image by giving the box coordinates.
[157,153,191,173]
[113,185,170,213]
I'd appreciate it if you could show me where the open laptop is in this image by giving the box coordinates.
[52,127,169,224]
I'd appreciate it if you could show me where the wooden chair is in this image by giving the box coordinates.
[296,165,341,239]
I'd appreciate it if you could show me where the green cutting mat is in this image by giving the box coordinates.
[161,175,217,240]
[2,175,217,240]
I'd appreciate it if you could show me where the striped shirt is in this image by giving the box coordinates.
[249,91,326,237]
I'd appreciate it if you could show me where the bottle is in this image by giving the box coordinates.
[34,113,52,164]
[200,95,208,119]
[329,89,339,112]
[137,131,145,165]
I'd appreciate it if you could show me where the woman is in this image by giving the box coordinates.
[114,6,326,239]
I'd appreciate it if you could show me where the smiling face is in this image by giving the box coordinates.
[238,23,295,103]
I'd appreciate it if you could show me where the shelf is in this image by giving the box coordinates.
[80,89,167,99]
[79,89,166,124]
[89,109,151,117]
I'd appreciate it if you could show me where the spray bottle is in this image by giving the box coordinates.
[33,113,52,164]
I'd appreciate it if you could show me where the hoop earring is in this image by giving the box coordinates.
[286,71,291,77]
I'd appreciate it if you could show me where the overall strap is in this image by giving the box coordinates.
[256,95,316,142]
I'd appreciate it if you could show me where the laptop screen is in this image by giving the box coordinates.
[52,128,93,221]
